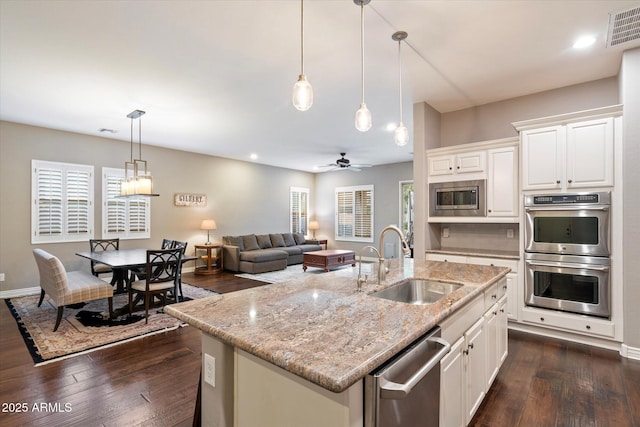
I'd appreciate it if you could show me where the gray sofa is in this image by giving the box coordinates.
[222,233,322,274]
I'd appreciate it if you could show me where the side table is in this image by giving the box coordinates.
[194,244,223,275]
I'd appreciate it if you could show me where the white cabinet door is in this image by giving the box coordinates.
[566,117,614,188]
[429,154,455,176]
[497,296,508,366]
[484,305,499,389]
[465,317,486,425]
[456,151,486,174]
[440,336,466,427]
[521,125,564,190]
[487,146,518,217]
[505,273,517,320]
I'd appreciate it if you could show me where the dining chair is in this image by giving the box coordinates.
[170,240,188,300]
[128,248,183,324]
[129,238,175,283]
[89,238,119,282]
[33,249,114,332]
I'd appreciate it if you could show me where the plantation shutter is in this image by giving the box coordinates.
[102,167,150,239]
[290,187,309,234]
[335,185,373,242]
[354,189,372,239]
[32,160,94,243]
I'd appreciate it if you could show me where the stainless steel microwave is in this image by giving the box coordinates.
[429,180,486,217]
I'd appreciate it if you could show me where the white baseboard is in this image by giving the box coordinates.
[0,286,40,299]
[621,344,640,360]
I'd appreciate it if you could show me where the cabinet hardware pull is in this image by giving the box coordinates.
[469,343,474,350]
[463,349,469,355]
[492,294,497,299]
[500,309,505,313]
[568,179,573,183]
[540,317,545,321]
[556,180,561,184]
[586,325,591,330]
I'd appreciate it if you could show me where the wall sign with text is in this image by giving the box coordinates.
[174,193,207,207]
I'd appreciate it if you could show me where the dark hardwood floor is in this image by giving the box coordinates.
[1,271,638,426]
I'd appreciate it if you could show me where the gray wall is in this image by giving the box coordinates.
[0,121,315,291]
[314,162,413,256]
[441,77,619,146]
[620,47,640,349]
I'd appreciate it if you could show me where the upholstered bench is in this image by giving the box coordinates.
[33,249,114,331]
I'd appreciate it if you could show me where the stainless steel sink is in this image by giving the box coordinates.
[370,279,463,305]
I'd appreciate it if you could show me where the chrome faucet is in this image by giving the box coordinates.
[356,245,381,291]
[378,225,411,283]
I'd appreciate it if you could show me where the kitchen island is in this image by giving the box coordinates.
[165,258,509,427]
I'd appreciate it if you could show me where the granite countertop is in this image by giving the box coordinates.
[425,247,520,260]
[165,259,509,393]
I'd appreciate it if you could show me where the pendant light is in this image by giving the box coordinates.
[119,109,159,197]
[392,31,409,146]
[292,0,313,111]
[354,0,372,132]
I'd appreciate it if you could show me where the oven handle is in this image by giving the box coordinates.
[525,206,609,212]
[525,260,610,272]
[379,337,451,400]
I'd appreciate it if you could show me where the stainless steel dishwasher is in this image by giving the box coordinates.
[364,327,450,427]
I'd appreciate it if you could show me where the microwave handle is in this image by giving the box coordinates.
[525,206,609,212]
[525,260,610,272]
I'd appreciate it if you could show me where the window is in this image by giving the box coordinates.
[32,160,94,244]
[335,185,374,242]
[102,167,150,239]
[290,187,309,235]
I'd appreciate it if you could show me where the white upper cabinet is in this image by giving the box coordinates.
[487,146,518,217]
[515,106,620,191]
[428,150,486,179]
[566,118,614,188]
[427,138,519,221]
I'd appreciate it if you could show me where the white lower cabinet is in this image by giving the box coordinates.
[440,279,508,427]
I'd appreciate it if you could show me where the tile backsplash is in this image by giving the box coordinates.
[437,223,519,253]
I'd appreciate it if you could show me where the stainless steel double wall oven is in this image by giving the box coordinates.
[524,192,611,318]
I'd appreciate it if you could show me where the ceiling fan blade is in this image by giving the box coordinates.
[350,164,371,168]
[349,167,362,172]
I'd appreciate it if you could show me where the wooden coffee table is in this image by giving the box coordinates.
[303,249,356,272]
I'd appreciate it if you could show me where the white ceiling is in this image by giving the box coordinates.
[1,1,639,172]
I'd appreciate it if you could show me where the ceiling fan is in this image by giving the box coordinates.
[317,153,372,172]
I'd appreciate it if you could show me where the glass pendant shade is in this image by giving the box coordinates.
[293,74,313,111]
[355,103,372,132]
[394,122,409,146]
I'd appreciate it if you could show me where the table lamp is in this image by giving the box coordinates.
[308,221,319,239]
[200,219,217,245]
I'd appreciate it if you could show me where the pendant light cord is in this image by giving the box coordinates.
[300,0,304,75]
[398,39,403,123]
[360,1,365,104]
[138,116,142,161]
[129,118,134,162]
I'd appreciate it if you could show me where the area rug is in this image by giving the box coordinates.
[235,263,356,284]
[5,283,216,366]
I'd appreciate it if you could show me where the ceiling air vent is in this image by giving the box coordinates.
[606,6,640,47]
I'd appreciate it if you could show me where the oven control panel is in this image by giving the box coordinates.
[526,192,610,206]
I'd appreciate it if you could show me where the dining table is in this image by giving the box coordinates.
[76,248,195,294]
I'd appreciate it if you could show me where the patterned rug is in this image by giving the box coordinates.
[235,263,356,284]
[5,283,216,365]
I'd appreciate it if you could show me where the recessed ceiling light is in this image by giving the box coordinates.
[250,153,258,160]
[573,35,596,49]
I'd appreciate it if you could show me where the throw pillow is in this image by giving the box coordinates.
[223,235,244,251]
[242,234,260,251]
[270,233,286,247]
[293,232,306,245]
[282,233,296,247]
[256,234,272,249]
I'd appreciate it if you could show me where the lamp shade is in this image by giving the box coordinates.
[200,219,217,230]
[308,221,319,230]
